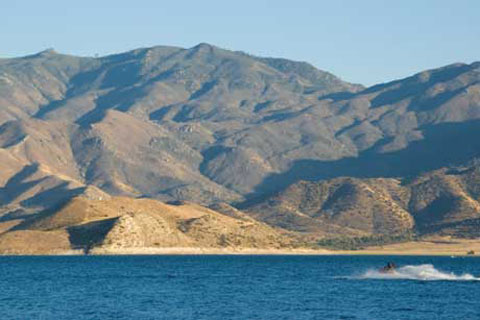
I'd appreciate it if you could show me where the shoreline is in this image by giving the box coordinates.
[0,239,479,256]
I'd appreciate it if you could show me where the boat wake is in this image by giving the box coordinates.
[357,264,480,281]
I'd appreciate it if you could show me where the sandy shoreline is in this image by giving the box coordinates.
[88,247,332,255]
[88,240,480,256]
[334,239,480,256]
[0,239,479,256]
[85,238,480,256]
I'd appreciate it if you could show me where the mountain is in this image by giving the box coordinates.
[0,44,479,252]
[244,164,480,239]
[0,44,362,211]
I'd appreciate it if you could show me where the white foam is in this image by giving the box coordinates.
[358,264,480,281]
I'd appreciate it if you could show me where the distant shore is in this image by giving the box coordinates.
[88,238,480,256]
[88,247,332,255]
[0,238,479,256]
[89,239,480,256]
[335,238,480,256]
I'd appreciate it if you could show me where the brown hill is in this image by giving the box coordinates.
[0,196,296,254]
[245,177,413,237]
[245,164,480,239]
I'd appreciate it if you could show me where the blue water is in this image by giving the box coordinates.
[0,255,479,319]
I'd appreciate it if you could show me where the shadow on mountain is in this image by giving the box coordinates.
[99,60,142,89]
[75,65,178,126]
[408,82,477,112]
[368,63,475,108]
[0,208,37,224]
[20,182,86,208]
[67,217,118,253]
[239,119,480,207]
[189,80,217,100]
[413,196,456,232]
[199,146,231,174]
[334,119,362,138]
[149,105,174,121]
[254,101,272,113]
[0,175,85,227]
[0,164,46,206]
[172,105,197,122]
[260,110,303,123]
[34,66,104,119]
[11,190,84,231]
[318,91,356,101]
[418,218,480,237]
[35,99,69,119]
[75,86,145,126]
[0,121,27,148]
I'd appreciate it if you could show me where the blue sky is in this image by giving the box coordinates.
[2,0,479,85]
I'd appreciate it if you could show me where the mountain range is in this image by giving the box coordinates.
[0,43,479,253]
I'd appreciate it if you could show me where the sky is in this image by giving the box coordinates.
[2,0,479,86]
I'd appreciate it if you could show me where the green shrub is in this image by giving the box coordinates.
[317,232,416,250]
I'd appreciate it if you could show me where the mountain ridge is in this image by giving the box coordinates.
[0,43,479,252]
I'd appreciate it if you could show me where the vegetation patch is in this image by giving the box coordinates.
[317,233,417,250]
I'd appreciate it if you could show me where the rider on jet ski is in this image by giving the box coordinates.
[380,262,397,273]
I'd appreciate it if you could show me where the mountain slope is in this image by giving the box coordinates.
[0,196,296,254]
[0,44,479,247]
[245,164,480,238]
[0,43,363,209]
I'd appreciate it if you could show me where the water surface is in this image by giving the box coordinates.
[0,255,479,319]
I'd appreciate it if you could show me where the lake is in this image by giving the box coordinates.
[0,255,479,319]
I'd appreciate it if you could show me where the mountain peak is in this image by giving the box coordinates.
[36,48,58,57]
[188,43,220,55]
[191,42,216,50]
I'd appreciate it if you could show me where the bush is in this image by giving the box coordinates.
[317,232,416,250]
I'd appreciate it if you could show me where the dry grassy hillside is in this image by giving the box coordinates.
[0,196,296,254]
[245,165,480,242]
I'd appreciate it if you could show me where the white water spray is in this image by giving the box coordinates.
[358,264,480,281]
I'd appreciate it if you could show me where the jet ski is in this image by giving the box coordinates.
[379,262,397,273]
